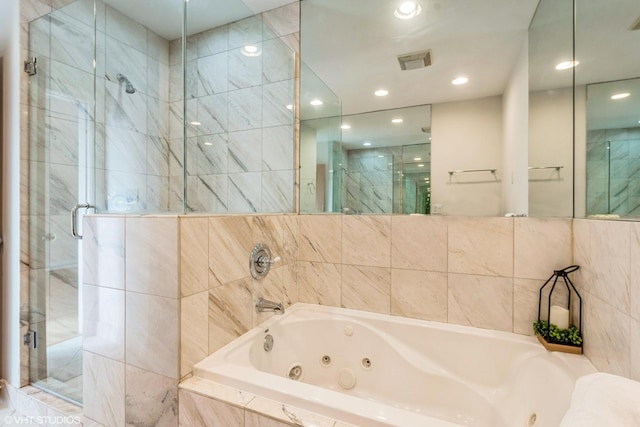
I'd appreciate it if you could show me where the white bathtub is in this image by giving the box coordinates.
[193,304,596,427]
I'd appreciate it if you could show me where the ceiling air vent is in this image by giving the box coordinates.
[630,16,640,31]
[397,50,432,71]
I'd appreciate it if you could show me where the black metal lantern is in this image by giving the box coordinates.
[535,265,583,353]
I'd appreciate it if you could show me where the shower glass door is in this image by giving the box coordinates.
[28,0,97,404]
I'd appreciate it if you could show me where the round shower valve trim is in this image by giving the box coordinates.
[250,243,280,279]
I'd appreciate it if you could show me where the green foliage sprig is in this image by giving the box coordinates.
[533,319,583,347]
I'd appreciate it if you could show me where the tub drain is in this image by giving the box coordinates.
[288,365,302,380]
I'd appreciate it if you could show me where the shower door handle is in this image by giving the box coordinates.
[71,203,96,240]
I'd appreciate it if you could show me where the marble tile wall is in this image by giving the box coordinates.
[83,215,180,427]
[573,219,640,382]
[345,148,395,214]
[586,127,640,216]
[169,3,299,214]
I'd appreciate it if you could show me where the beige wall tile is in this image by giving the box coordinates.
[126,293,179,379]
[282,215,299,264]
[342,216,391,267]
[391,216,447,272]
[262,2,300,37]
[631,317,640,382]
[513,278,541,335]
[180,217,209,297]
[83,351,125,427]
[208,278,253,354]
[282,262,298,307]
[514,218,572,280]
[342,265,390,314]
[208,216,253,287]
[391,269,447,322]
[246,396,335,427]
[630,223,640,321]
[572,219,591,291]
[83,216,125,289]
[125,365,178,427]
[178,390,243,427]
[448,217,513,277]
[126,217,179,298]
[245,411,295,427]
[448,273,513,332]
[583,294,630,377]
[181,291,209,377]
[253,266,286,326]
[253,216,285,262]
[590,220,630,314]
[298,215,341,263]
[83,284,124,361]
[297,261,341,307]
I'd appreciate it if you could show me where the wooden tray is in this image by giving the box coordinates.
[536,334,583,354]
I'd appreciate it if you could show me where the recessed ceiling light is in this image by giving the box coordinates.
[203,142,213,146]
[363,142,372,146]
[310,99,323,106]
[392,118,403,123]
[341,124,351,129]
[190,121,201,126]
[394,1,422,19]
[374,89,389,97]
[555,60,579,70]
[378,155,384,158]
[286,104,293,110]
[611,93,630,100]
[414,157,422,161]
[452,77,468,85]
[241,45,261,57]
[417,164,424,167]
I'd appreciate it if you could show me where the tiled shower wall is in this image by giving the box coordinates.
[168,3,299,213]
[345,148,397,214]
[586,127,640,216]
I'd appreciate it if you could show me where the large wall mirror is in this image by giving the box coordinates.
[300,0,640,218]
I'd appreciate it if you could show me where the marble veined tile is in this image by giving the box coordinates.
[228,172,262,213]
[180,217,209,297]
[196,174,228,213]
[147,135,170,177]
[197,93,228,135]
[208,216,254,287]
[262,2,300,38]
[514,218,572,280]
[262,170,294,213]
[50,11,94,73]
[198,52,228,96]
[83,350,125,427]
[48,115,81,166]
[391,215,447,272]
[105,36,148,96]
[391,269,447,322]
[180,377,256,407]
[104,125,147,174]
[342,265,390,314]
[178,389,244,427]
[448,273,513,332]
[229,15,262,49]
[147,29,170,65]
[125,365,178,427]
[229,129,262,173]
[342,215,391,267]
[83,284,124,361]
[590,220,630,313]
[125,217,178,298]
[181,291,208,377]
[246,396,335,427]
[83,216,125,288]
[584,294,630,377]
[228,87,262,132]
[147,56,170,102]
[298,215,341,263]
[105,5,147,53]
[49,60,94,119]
[572,219,591,291]
[105,80,147,135]
[126,292,179,379]
[263,125,294,171]
[197,25,229,58]
[49,163,78,215]
[513,278,542,336]
[229,46,263,90]
[197,134,228,175]
[297,261,341,307]
[631,223,640,321]
[209,278,254,353]
[263,80,294,127]
[262,38,294,83]
[631,317,640,381]
[448,217,513,277]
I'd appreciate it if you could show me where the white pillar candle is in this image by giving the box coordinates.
[550,305,570,329]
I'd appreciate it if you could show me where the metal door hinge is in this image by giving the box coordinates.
[23,330,36,348]
[24,57,37,76]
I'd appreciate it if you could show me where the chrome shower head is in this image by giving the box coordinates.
[116,73,136,94]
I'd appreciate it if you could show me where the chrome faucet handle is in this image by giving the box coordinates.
[250,243,279,280]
